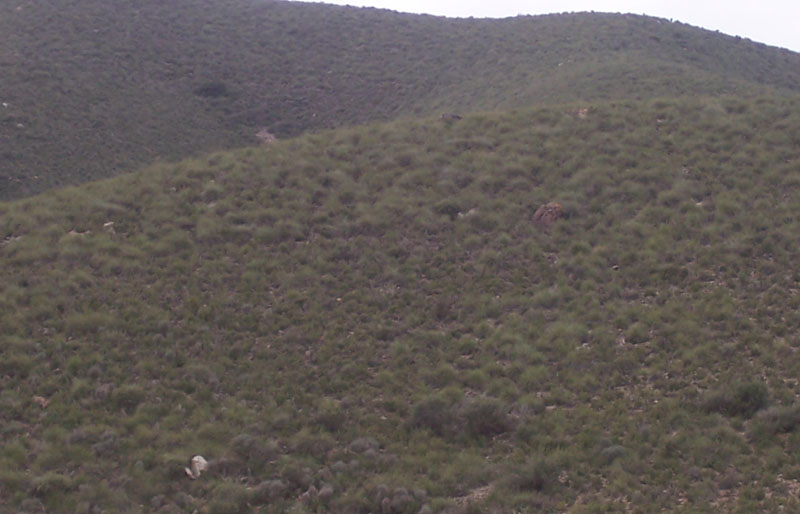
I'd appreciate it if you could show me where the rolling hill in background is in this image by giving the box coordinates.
[4,0,800,199]
[5,1,800,512]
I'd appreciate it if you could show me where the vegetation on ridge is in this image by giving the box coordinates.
[3,96,800,512]
[4,0,800,198]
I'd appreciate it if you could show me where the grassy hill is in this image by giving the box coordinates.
[4,0,800,199]
[3,95,800,512]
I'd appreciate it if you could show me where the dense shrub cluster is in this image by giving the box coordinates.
[409,395,513,440]
[701,381,770,417]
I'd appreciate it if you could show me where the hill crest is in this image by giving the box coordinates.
[3,1,800,199]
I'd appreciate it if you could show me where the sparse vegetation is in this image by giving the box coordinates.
[4,1,800,511]
[3,96,800,511]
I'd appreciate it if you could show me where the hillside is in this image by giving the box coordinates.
[4,0,800,199]
[3,95,800,512]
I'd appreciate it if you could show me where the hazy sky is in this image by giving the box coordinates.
[297,1,800,52]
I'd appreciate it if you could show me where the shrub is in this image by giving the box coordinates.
[434,200,461,221]
[194,82,230,98]
[0,354,33,379]
[206,482,250,514]
[502,459,554,493]
[408,395,458,437]
[748,405,800,442]
[701,381,769,418]
[279,460,313,490]
[423,364,457,388]
[389,487,420,514]
[110,385,146,412]
[597,444,628,466]
[64,310,113,335]
[349,437,379,454]
[0,470,29,501]
[315,398,346,433]
[31,472,74,498]
[207,457,247,479]
[291,430,335,459]
[625,322,650,345]
[462,397,513,439]
[230,434,279,471]
[251,479,289,503]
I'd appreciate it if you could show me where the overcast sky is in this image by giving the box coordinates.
[297,1,800,52]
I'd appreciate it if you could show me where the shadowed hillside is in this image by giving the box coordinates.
[3,96,800,512]
[4,0,800,198]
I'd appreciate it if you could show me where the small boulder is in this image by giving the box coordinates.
[533,202,564,226]
[318,483,335,503]
[185,455,209,480]
[255,128,277,144]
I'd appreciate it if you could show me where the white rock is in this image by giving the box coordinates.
[185,455,209,479]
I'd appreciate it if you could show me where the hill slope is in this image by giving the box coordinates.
[3,95,800,512]
[4,0,800,198]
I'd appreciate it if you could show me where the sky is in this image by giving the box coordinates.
[296,1,800,52]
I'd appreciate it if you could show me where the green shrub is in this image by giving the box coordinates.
[314,398,346,433]
[278,459,314,490]
[31,472,74,498]
[251,479,290,503]
[0,354,33,379]
[597,444,628,466]
[0,469,29,500]
[64,310,113,335]
[748,405,800,442]
[501,458,554,493]
[110,385,146,412]
[206,482,250,514]
[408,395,458,437]
[462,397,513,439]
[230,433,279,472]
[625,322,650,345]
[701,381,769,418]
[434,200,461,221]
[291,430,335,459]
